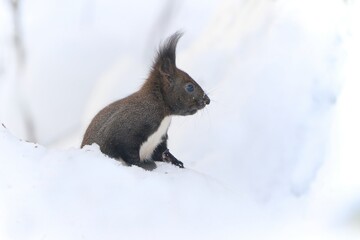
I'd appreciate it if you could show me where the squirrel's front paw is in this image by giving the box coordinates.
[162,149,184,168]
[171,158,184,168]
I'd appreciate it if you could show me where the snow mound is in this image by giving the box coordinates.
[0,125,247,240]
[1,125,360,240]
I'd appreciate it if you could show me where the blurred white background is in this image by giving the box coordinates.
[1,0,360,239]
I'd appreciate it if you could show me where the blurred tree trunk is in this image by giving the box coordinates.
[9,0,37,142]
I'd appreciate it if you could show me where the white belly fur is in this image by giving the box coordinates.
[139,116,171,161]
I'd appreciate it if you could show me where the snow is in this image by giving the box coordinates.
[0,124,357,240]
[0,126,241,240]
[1,0,360,239]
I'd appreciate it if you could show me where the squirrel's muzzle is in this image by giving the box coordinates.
[203,94,210,105]
[196,94,210,111]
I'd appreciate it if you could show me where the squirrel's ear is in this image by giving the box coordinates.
[155,31,183,82]
[158,58,175,81]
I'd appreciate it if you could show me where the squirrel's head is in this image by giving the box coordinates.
[152,32,210,116]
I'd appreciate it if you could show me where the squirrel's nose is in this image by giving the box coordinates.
[203,94,210,105]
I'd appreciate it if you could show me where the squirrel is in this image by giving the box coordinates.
[81,32,210,170]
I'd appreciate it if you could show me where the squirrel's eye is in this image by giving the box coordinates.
[185,83,194,93]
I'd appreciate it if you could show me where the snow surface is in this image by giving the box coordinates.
[0,124,358,240]
[1,0,360,239]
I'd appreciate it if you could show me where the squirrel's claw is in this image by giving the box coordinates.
[162,149,184,168]
[171,159,184,168]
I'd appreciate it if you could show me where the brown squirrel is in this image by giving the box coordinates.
[81,32,210,170]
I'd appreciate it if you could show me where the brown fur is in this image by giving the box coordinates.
[81,32,210,170]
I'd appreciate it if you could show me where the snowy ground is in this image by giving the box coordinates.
[0,124,359,240]
[1,0,360,239]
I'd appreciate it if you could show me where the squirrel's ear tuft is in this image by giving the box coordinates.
[153,31,183,79]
